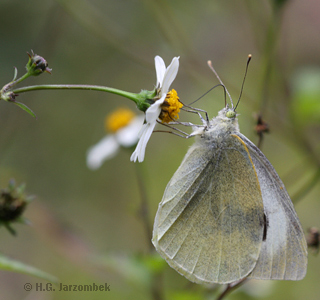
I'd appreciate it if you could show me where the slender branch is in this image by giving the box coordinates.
[13,73,32,86]
[215,278,247,300]
[133,161,165,300]
[292,168,320,204]
[1,73,31,93]
[11,73,31,89]
[133,162,153,252]
[12,84,140,102]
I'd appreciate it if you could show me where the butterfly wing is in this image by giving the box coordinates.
[236,133,308,280]
[152,135,265,284]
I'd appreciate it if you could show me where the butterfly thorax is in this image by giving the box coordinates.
[193,107,240,147]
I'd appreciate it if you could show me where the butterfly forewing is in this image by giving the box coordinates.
[153,134,265,284]
[237,133,308,280]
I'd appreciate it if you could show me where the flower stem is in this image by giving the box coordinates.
[2,73,32,93]
[133,162,153,252]
[292,168,320,204]
[14,73,32,86]
[215,278,247,300]
[12,84,140,103]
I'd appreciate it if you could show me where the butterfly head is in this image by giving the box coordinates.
[226,108,236,119]
[216,105,237,121]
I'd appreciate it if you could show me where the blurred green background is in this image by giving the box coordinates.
[0,0,319,299]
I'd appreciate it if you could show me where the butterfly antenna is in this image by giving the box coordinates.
[207,60,233,107]
[188,83,226,106]
[234,54,252,110]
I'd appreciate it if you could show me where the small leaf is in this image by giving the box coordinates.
[16,183,26,196]
[11,101,37,119]
[3,223,17,236]
[8,179,16,192]
[0,254,59,283]
[12,67,18,81]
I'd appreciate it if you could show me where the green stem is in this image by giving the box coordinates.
[2,73,32,93]
[133,162,153,252]
[215,278,247,300]
[14,73,32,86]
[292,168,320,204]
[12,84,140,103]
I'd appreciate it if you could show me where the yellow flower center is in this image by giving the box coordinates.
[159,89,183,123]
[105,107,135,133]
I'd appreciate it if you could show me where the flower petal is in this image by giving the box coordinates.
[161,56,179,94]
[130,121,156,162]
[145,99,163,123]
[87,135,119,170]
[116,115,144,147]
[155,56,166,87]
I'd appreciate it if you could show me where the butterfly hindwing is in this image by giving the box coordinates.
[237,133,308,280]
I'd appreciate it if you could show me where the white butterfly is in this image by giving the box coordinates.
[152,57,308,284]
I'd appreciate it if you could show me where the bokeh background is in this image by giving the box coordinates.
[0,0,319,299]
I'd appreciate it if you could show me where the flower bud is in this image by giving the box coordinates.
[26,50,52,76]
[0,180,33,235]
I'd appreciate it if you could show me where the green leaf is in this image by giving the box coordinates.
[0,254,59,283]
[3,223,17,236]
[12,67,18,81]
[11,101,37,119]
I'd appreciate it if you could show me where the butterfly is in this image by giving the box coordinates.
[152,56,308,284]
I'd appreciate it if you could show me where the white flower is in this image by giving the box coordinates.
[130,56,180,163]
[87,112,144,170]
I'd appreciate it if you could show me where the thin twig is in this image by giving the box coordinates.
[215,278,247,300]
[292,168,320,204]
[133,163,153,252]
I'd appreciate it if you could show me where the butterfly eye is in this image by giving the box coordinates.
[226,110,236,118]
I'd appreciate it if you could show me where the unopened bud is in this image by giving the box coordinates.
[0,180,33,235]
[26,50,52,76]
